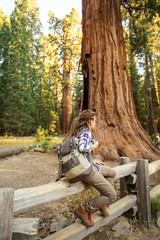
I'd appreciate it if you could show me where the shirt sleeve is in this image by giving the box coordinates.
[78,130,93,153]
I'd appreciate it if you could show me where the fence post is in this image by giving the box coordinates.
[119,157,130,198]
[136,159,151,228]
[0,188,14,240]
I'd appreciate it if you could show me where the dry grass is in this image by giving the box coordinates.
[0,136,64,149]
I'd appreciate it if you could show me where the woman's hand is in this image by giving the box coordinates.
[92,141,99,150]
[95,161,104,166]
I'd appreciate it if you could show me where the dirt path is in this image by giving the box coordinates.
[0,151,159,239]
[0,151,59,189]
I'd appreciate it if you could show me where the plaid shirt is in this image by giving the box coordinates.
[78,128,101,172]
[78,128,93,154]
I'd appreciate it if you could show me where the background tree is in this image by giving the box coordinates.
[0,7,35,135]
[48,8,82,133]
[0,0,42,135]
[81,0,160,161]
[38,33,61,133]
[0,12,11,134]
[122,0,160,136]
[0,2,82,136]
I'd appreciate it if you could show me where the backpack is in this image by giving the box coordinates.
[56,129,92,183]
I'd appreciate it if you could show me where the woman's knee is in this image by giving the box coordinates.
[111,169,116,178]
[101,166,116,178]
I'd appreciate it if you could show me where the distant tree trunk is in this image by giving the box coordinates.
[62,69,72,133]
[150,58,160,106]
[128,15,141,120]
[150,57,160,129]
[81,0,160,161]
[144,53,156,136]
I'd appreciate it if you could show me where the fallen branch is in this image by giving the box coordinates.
[0,147,26,159]
[0,144,41,159]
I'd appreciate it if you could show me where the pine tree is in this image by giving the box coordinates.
[0,13,11,134]
[48,8,82,132]
[15,0,43,132]
[121,0,160,135]
[1,7,35,135]
[38,33,61,133]
[0,0,42,135]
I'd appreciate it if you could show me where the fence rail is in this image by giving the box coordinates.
[0,158,160,240]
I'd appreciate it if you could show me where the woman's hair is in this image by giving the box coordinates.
[69,109,96,137]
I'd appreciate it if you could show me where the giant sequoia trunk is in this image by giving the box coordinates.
[81,0,160,161]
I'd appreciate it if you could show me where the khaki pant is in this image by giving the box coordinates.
[82,165,117,211]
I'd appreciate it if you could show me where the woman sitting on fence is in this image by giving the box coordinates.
[69,109,117,227]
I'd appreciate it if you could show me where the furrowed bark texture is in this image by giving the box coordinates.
[82,0,160,161]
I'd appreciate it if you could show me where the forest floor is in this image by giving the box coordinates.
[0,150,160,239]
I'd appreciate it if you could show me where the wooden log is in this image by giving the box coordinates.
[12,218,39,240]
[114,162,136,179]
[44,194,137,240]
[150,184,160,198]
[119,157,130,198]
[0,188,14,240]
[14,179,88,213]
[137,159,151,229]
[126,174,137,185]
[149,159,160,176]
[0,147,26,159]
[28,144,41,150]
[14,163,137,213]
[34,148,45,153]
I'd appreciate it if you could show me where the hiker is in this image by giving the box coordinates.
[69,109,117,227]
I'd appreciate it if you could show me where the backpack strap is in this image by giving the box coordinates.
[70,137,75,153]
[57,144,63,161]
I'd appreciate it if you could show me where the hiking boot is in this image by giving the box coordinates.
[99,205,110,216]
[74,204,94,227]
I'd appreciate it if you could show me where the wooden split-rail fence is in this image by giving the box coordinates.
[0,157,160,240]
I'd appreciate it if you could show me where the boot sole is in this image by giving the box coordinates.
[99,208,110,216]
[74,210,94,228]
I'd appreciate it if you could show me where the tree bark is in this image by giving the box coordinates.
[81,0,160,161]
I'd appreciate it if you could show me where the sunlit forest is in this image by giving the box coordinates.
[0,0,160,138]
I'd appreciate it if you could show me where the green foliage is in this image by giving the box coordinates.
[151,197,160,219]
[48,8,82,132]
[35,126,49,153]
[122,0,160,135]
[35,126,60,153]
[0,1,82,136]
[150,133,158,141]
[35,126,47,141]
[41,137,52,154]
[0,0,42,136]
